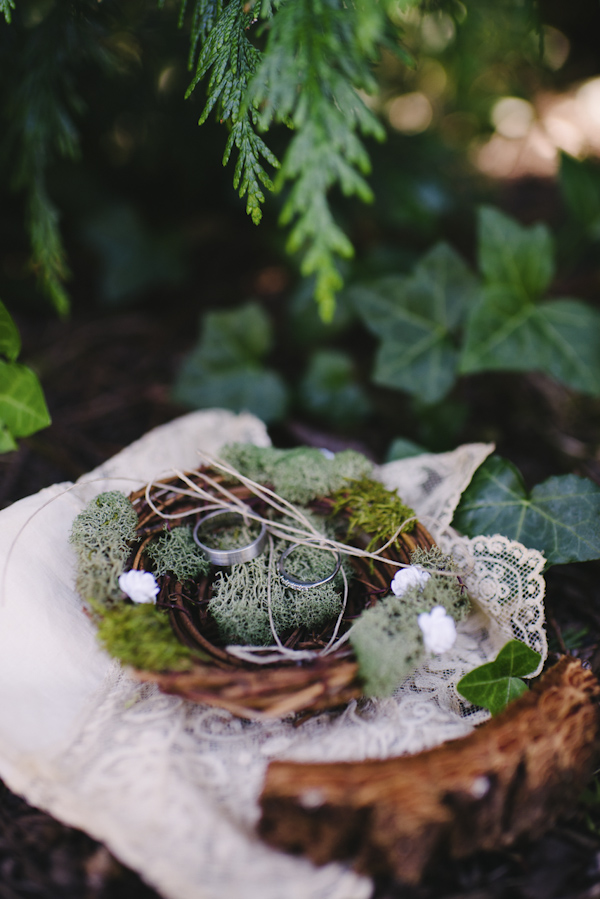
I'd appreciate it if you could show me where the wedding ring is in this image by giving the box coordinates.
[278,543,342,591]
[193,510,267,566]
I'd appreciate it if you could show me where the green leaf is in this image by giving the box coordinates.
[453,455,600,565]
[82,205,185,305]
[172,302,288,424]
[199,302,274,368]
[298,349,371,426]
[172,362,288,425]
[457,640,541,716]
[0,424,17,453]
[460,290,600,395]
[385,437,427,462]
[560,153,600,242]
[0,361,52,438]
[0,0,15,24]
[351,243,480,404]
[478,206,554,300]
[0,301,21,362]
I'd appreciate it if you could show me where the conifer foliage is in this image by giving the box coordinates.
[1,0,398,320]
[179,0,393,318]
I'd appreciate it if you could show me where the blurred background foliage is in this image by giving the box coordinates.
[1,0,600,473]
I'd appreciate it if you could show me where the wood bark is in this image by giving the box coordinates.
[259,657,600,882]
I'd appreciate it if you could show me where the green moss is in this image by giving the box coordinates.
[94,602,198,671]
[331,476,416,551]
[219,443,373,505]
[70,491,138,606]
[146,526,210,581]
[349,549,470,697]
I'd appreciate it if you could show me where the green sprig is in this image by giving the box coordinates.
[247,0,386,319]
[185,0,279,224]
[0,0,15,24]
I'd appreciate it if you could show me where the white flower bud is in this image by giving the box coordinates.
[118,570,159,604]
[390,565,431,598]
[418,605,457,654]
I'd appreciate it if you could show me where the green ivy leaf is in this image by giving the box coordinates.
[351,243,480,404]
[172,302,288,424]
[0,424,17,453]
[0,361,52,438]
[478,206,554,300]
[298,349,371,426]
[460,289,600,395]
[0,301,21,362]
[198,302,274,369]
[457,640,542,716]
[453,455,600,565]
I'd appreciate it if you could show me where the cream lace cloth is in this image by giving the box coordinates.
[0,410,547,899]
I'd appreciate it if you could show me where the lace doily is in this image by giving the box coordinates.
[0,410,547,899]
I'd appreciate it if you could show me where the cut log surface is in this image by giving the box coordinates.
[258,658,600,882]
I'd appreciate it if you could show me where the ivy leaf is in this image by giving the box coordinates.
[0,361,52,438]
[298,349,371,426]
[457,640,541,716]
[453,455,600,566]
[173,364,288,424]
[172,302,288,424]
[460,289,600,395]
[0,301,21,362]
[351,243,480,404]
[478,206,554,300]
[0,424,17,453]
[198,302,274,369]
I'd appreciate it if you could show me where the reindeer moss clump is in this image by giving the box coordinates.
[146,526,210,581]
[331,477,416,552]
[70,491,138,607]
[209,541,346,646]
[219,443,373,505]
[350,548,470,697]
[94,602,198,671]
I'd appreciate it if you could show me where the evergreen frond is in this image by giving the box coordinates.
[2,3,107,314]
[186,0,279,225]
[0,0,15,24]
[247,0,387,319]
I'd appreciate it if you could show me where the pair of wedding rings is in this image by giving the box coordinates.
[192,510,341,591]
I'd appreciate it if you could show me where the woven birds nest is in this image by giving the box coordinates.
[124,465,435,718]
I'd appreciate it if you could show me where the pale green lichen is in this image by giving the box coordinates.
[146,526,210,581]
[92,601,198,671]
[69,491,138,607]
[209,539,347,646]
[349,548,470,697]
[219,443,373,505]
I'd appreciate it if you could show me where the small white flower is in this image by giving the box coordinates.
[418,605,457,654]
[390,565,431,598]
[118,569,159,604]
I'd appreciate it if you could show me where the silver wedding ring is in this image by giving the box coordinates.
[193,510,267,566]
[278,543,342,591]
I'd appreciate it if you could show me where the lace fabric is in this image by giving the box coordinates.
[0,410,547,899]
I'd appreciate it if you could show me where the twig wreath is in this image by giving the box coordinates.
[70,444,470,718]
